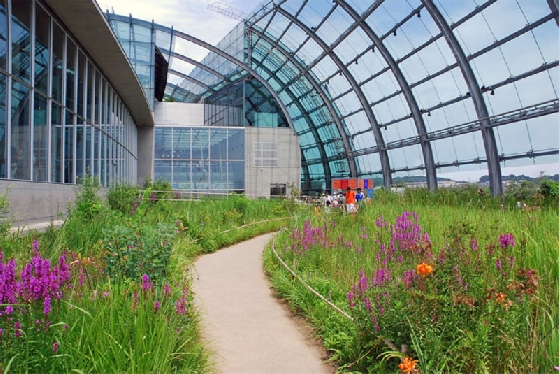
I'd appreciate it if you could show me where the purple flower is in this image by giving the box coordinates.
[154,300,161,313]
[164,283,171,297]
[499,233,515,248]
[141,274,152,290]
[175,296,188,315]
[32,239,40,253]
[496,259,502,270]
[14,321,22,337]
[44,296,52,315]
[470,237,478,251]
[52,341,59,353]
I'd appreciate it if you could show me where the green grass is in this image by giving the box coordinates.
[265,190,559,373]
[0,183,291,373]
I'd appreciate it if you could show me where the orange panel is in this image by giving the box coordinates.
[332,179,341,189]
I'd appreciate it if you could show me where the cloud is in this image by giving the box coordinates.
[102,0,262,45]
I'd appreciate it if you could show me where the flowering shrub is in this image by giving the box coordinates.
[0,239,198,372]
[102,222,175,285]
[346,212,539,372]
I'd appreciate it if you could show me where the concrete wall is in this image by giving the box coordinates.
[137,126,154,185]
[0,181,76,224]
[245,127,301,198]
[154,102,204,126]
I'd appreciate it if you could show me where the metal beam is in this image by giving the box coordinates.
[168,68,211,91]
[422,0,503,196]
[253,60,331,186]
[248,28,348,183]
[156,27,296,131]
[548,0,559,27]
[338,0,437,191]
[273,5,392,188]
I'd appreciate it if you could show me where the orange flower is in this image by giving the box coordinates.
[495,292,506,304]
[398,356,419,373]
[416,262,433,277]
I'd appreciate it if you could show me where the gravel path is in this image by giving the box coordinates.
[192,233,335,374]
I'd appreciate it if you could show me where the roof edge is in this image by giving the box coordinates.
[43,0,154,127]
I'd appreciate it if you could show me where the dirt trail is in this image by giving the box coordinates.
[192,233,335,374]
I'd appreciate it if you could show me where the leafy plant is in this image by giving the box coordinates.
[102,222,175,285]
[107,183,140,215]
[72,173,104,221]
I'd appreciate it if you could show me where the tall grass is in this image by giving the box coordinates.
[1,181,292,372]
[265,188,559,372]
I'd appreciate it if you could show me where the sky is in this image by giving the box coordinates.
[100,0,264,45]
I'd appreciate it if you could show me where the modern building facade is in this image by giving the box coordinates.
[0,0,558,223]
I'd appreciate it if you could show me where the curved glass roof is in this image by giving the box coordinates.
[107,0,559,195]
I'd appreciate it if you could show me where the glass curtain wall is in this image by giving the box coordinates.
[154,126,245,193]
[0,0,138,186]
[243,0,559,192]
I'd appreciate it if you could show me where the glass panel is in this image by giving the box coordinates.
[64,110,74,183]
[209,128,227,160]
[0,73,5,178]
[52,22,64,103]
[11,0,32,84]
[172,160,190,189]
[77,51,85,117]
[35,4,50,94]
[76,125,84,178]
[191,128,209,160]
[85,125,92,174]
[51,103,62,182]
[0,74,4,178]
[172,128,190,159]
[154,160,171,183]
[193,159,208,189]
[209,160,227,190]
[228,129,244,160]
[67,40,76,111]
[0,0,7,71]
[11,80,30,180]
[93,127,99,177]
[154,127,172,158]
[33,94,47,181]
[87,62,93,122]
[228,161,244,191]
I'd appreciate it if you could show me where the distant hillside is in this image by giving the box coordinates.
[479,174,559,183]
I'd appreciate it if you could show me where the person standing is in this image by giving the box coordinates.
[323,191,333,213]
[345,187,355,213]
[355,188,365,204]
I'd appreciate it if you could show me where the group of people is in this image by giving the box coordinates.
[323,187,366,213]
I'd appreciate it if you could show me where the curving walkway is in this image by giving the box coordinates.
[192,233,335,374]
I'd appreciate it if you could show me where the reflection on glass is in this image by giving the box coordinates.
[33,94,48,181]
[0,73,5,178]
[35,4,50,94]
[51,103,62,182]
[11,0,31,84]
[11,80,30,180]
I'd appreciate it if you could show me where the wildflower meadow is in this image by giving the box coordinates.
[265,184,559,373]
[0,177,289,372]
[1,177,557,373]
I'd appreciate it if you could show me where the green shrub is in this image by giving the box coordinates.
[107,183,140,215]
[540,179,559,206]
[102,221,175,285]
[72,173,104,221]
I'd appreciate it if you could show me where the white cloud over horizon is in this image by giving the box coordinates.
[100,0,264,46]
